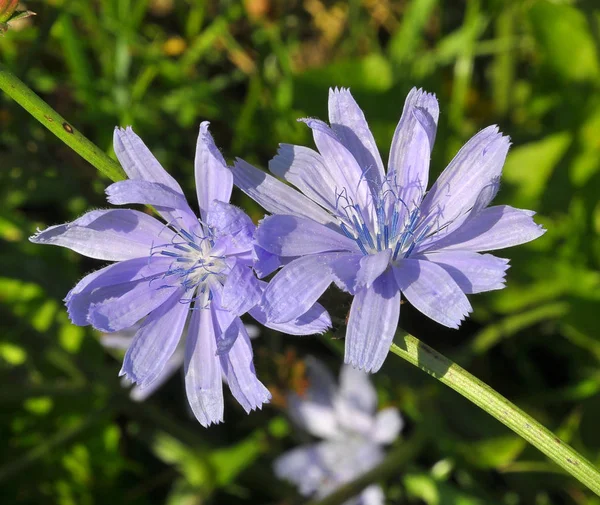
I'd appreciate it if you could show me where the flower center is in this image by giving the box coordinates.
[152,226,227,306]
[334,184,432,261]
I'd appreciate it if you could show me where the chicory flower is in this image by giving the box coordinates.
[274,358,402,505]
[30,122,330,426]
[101,322,260,402]
[233,87,546,373]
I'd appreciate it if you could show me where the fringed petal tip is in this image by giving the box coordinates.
[296,117,330,133]
[118,368,164,395]
[449,306,473,330]
[328,86,353,101]
[410,86,438,102]
[198,121,227,168]
[28,227,46,243]
[27,223,65,244]
[200,417,225,428]
[343,356,382,375]
[189,404,225,428]
[234,384,272,415]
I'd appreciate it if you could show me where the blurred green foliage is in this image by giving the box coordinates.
[1,0,600,504]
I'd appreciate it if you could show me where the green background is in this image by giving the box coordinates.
[1,0,599,503]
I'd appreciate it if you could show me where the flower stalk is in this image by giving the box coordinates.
[0,65,125,182]
[389,333,600,495]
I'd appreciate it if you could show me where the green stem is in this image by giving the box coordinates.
[0,65,125,182]
[390,334,600,495]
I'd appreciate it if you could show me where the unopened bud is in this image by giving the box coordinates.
[0,1,35,34]
[0,0,19,23]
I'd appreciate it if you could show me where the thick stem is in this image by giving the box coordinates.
[0,65,125,182]
[389,333,600,495]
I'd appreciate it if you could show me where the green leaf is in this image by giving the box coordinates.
[295,54,393,94]
[388,0,438,66]
[502,132,571,207]
[458,436,526,469]
[528,1,599,82]
[404,473,489,505]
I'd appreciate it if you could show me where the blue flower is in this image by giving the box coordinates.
[274,358,402,505]
[233,88,546,373]
[30,122,330,426]
[101,322,260,402]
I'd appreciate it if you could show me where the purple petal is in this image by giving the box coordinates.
[253,245,282,279]
[204,284,236,336]
[333,366,377,436]
[389,88,439,219]
[195,122,233,221]
[330,253,362,293]
[425,205,546,252]
[274,444,328,496]
[372,407,403,444]
[418,126,510,233]
[101,334,134,350]
[338,364,377,414]
[328,87,385,188]
[288,395,338,439]
[355,249,392,289]
[184,306,224,426]
[360,486,385,505]
[304,356,338,405]
[421,250,510,293]
[345,270,400,373]
[101,323,139,350]
[216,314,271,413]
[215,314,241,355]
[30,209,170,261]
[287,356,339,436]
[88,276,178,332]
[261,253,339,323]
[249,300,332,336]
[207,200,254,238]
[269,144,339,213]
[299,118,375,226]
[113,127,183,193]
[65,257,171,326]
[106,180,191,211]
[120,290,188,388]
[221,263,261,316]
[206,201,255,258]
[130,346,185,402]
[257,215,358,256]
[232,159,336,226]
[393,258,472,329]
[105,179,200,232]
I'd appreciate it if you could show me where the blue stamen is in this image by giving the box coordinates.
[360,222,375,250]
[340,222,354,239]
[384,224,390,249]
[179,229,195,242]
[392,240,402,260]
[355,240,369,256]
[403,242,417,258]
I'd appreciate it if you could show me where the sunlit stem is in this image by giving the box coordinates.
[389,333,600,495]
[0,65,125,182]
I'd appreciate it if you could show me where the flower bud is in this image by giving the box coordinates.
[0,0,19,24]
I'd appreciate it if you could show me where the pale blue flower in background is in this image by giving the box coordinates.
[274,357,402,505]
[233,87,546,373]
[30,122,330,426]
